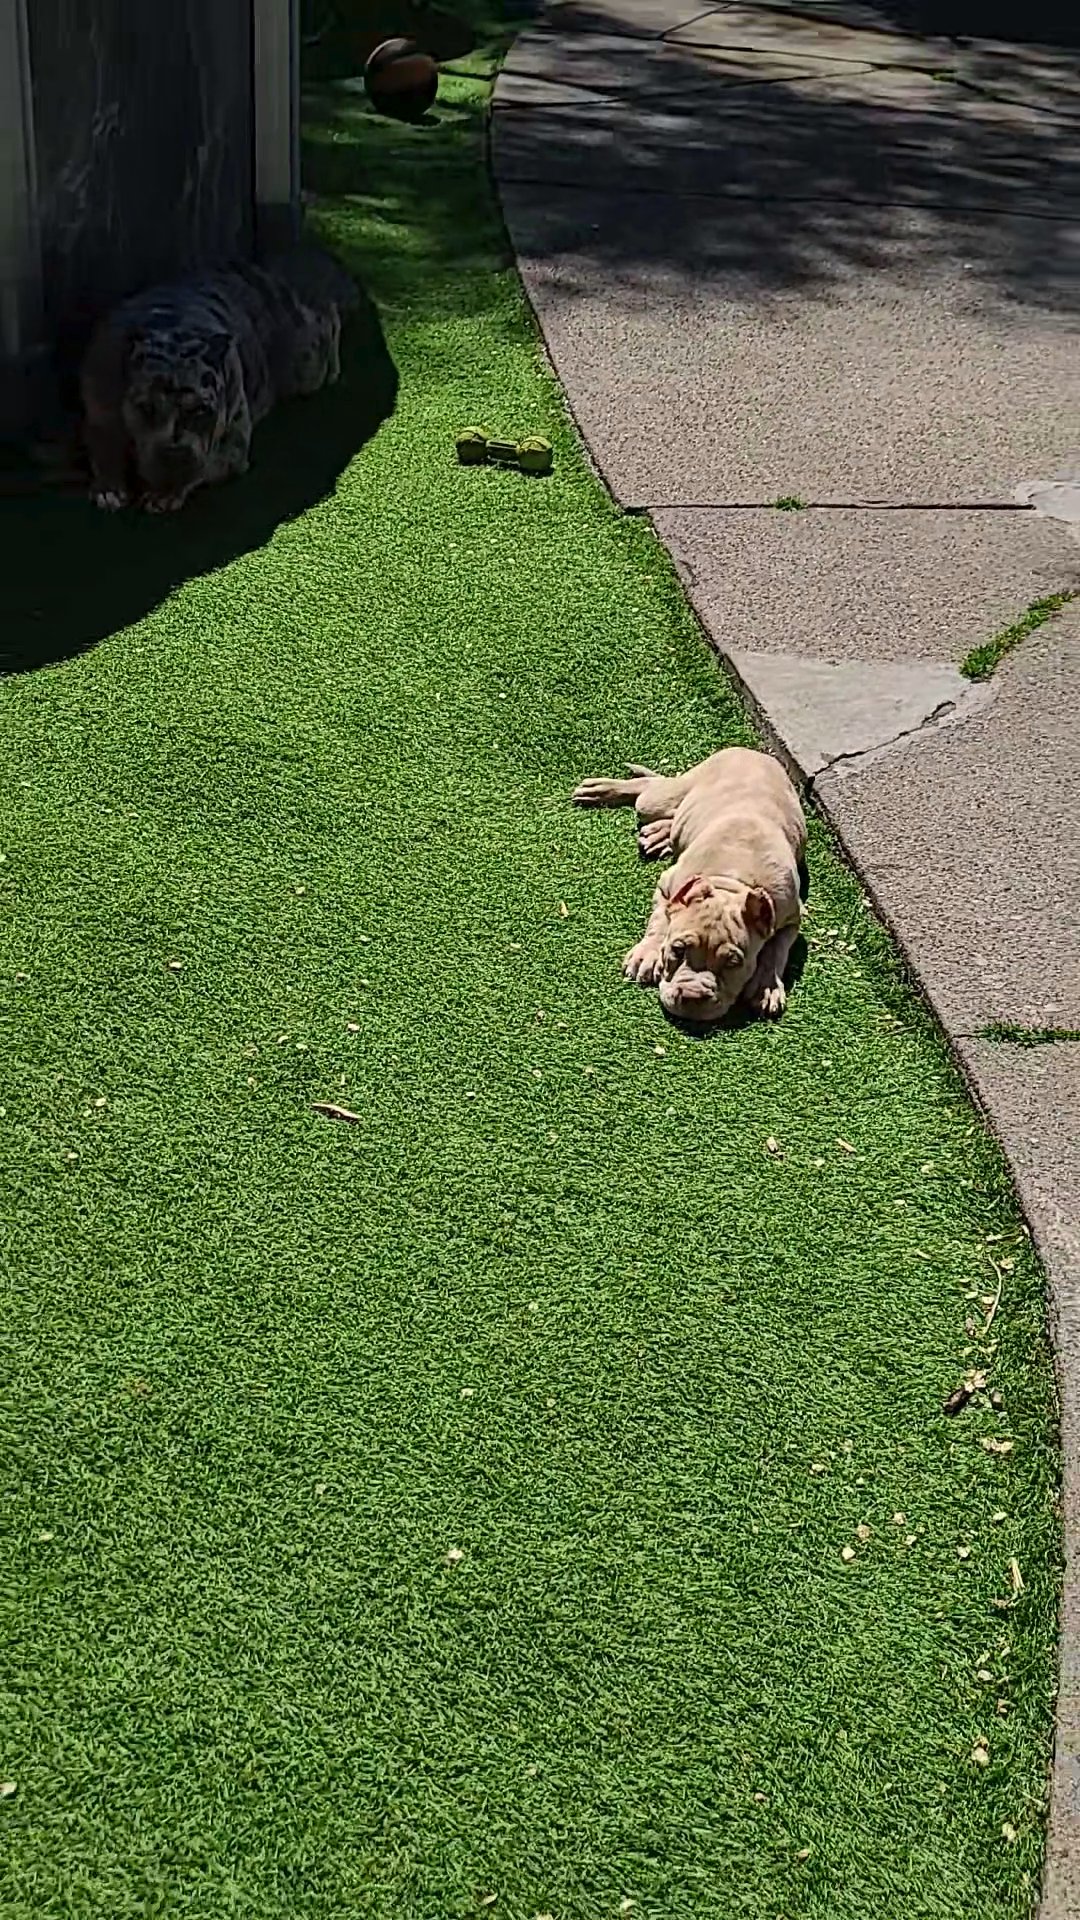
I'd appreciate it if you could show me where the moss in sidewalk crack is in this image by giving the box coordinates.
[981,1022,1080,1047]
[961,590,1078,681]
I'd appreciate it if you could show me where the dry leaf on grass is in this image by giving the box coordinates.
[312,1102,363,1124]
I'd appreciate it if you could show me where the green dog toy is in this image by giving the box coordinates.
[456,429,553,475]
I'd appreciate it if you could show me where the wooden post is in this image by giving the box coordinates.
[0,0,45,432]
[253,0,301,254]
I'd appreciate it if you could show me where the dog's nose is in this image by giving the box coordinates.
[675,976,713,1002]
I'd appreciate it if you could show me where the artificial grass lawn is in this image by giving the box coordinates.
[0,12,1062,1917]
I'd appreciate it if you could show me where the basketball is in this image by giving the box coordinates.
[364,37,439,122]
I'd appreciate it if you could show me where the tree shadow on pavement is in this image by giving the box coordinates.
[494,0,1080,318]
[866,0,1079,50]
[2,284,398,678]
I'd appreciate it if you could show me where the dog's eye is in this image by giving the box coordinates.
[669,938,687,963]
[724,949,746,969]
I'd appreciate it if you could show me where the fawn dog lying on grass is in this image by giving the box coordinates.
[573,747,807,1025]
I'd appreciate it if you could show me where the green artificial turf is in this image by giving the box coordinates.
[0,11,1062,1917]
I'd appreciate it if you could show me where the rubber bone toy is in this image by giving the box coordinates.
[455,429,553,475]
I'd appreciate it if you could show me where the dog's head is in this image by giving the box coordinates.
[657,874,774,1023]
[122,330,231,496]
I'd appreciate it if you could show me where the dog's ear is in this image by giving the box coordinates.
[667,874,711,910]
[744,887,775,939]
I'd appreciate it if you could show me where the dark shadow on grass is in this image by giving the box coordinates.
[303,85,516,325]
[2,286,397,677]
[300,0,538,329]
[302,0,479,79]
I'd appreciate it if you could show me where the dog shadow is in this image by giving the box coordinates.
[2,281,398,678]
[663,933,810,1041]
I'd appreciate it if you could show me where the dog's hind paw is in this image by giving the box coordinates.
[573,777,621,807]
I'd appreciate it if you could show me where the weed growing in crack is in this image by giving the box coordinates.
[961,590,1078,681]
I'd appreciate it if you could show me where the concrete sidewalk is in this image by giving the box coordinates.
[492,2,1080,1908]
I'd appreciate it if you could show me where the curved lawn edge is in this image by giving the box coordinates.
[489,14,1066,1915]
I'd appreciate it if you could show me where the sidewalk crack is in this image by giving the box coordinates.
[810,698,957,782]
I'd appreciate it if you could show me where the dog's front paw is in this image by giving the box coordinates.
[92,486,129,512]
[751,979,787,1019]
[145,491,188,514]
[623,940,662,986]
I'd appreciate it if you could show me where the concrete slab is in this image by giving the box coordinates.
[541,0,722,36]
[499,30,837,105]
[701,3,1080,115]
[726,650,987,775]
[956,1037,1080,1920]
[651,507,1080,662]
[666,2,956,65]
[498,181,1080,506]
[815,606,1080,1030]
[684,0,1076,109]
[1019,477,1080,531]
[673,0,925,32]
[947,39,1080,120]
[494,77,1080,216]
